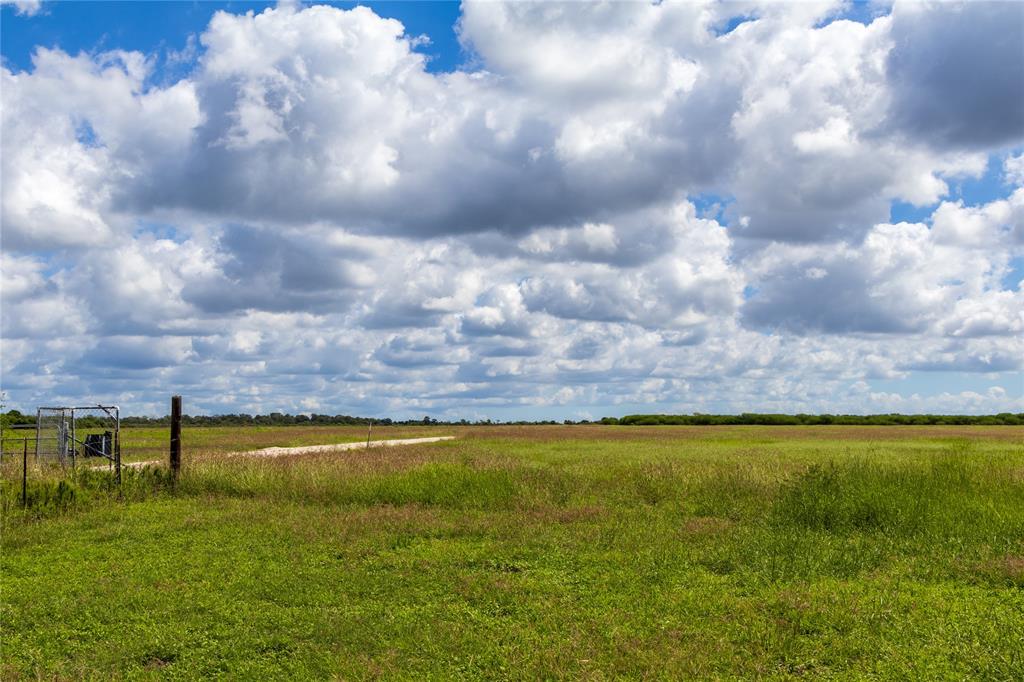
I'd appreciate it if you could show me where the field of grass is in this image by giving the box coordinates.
[2,425,1023,679]
[111,424,449,463]
[0,424,452,465]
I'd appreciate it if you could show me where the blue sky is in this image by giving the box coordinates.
[2,1,465,73]
[1,0,1022,418]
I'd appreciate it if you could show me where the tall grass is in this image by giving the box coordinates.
[772,447,1022,540]
[1,463,177,520]
[178,459,524,510]
[6,438,1021,548]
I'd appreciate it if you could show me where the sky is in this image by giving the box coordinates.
[1,0,1022,419]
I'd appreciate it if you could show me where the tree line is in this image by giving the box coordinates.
[607,413,1024,426]
[3,409,1022,428]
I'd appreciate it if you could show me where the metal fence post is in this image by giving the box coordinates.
[115,428,121,487]
[22,438,28,507]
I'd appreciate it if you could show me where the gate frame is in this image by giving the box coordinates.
[35,405,121,482]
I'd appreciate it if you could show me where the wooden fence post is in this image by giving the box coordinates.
[170,395,182,479]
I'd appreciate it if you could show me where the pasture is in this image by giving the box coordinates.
[2,425,1023,679]
[98,424,450,464]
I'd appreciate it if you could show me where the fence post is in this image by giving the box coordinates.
[22,438,28,507]
[170,395,182,479]
[115,428,121,487]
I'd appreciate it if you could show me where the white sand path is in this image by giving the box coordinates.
[102,436,456,469]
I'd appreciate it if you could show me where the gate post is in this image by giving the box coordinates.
[22,438,28,507]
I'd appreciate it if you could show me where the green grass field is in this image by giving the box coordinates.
[2,425,1023,679]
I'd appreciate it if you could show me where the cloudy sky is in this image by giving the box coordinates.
[1,0,1022,419]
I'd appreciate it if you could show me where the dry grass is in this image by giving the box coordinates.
[116,424,453,462]
[680,516,734,535]
[455,423,1024,442]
